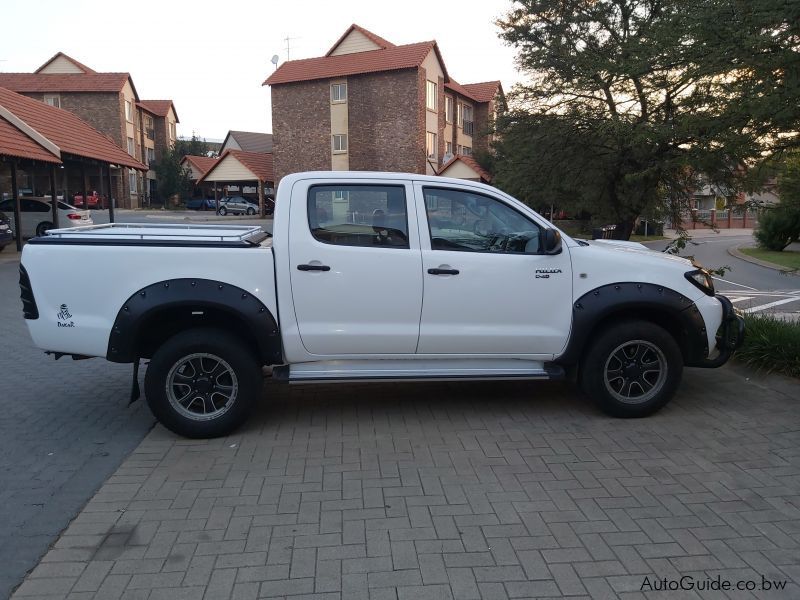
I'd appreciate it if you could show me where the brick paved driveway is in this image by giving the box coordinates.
[11,359,800,598]
[0,260,154,599]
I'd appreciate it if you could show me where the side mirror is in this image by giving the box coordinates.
[542,228,562,255]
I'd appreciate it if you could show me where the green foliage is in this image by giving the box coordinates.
[153,147,192,201]
[735,314,800,378]
[493,0,800,240]
[754,206,800,251]
[175,134,211,158]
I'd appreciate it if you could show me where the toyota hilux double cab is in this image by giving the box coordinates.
[20,172,744,438]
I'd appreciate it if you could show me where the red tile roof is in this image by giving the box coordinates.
[0,87,147,170]
[181,154,218,177]
[35,52,96,74]
[439,154,493,183]
[0,72,134,94]
[461,81,502,103]
[264,41,439,86]
[325,24,396,56]
[199,150,274,183]
[137,99,179,122]
[0,118,61,163]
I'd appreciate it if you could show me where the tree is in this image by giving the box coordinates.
[755,152,800,250]
[494,0,800,239]
[153,147,192,202]
[175,134,211,158]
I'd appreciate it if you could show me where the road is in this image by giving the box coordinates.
[644,233,800,317]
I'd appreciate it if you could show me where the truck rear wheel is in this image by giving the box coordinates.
[144,328,262,438]
[579,320,682,418]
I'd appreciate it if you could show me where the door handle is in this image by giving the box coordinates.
[297,264,331,272]
[428,268,459,275]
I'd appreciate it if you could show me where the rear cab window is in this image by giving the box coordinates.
[308,185,410,248]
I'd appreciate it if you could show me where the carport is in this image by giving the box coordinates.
[0,87,147,251]
[198,149,274,216]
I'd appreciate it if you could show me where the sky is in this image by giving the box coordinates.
[2,0,524,141]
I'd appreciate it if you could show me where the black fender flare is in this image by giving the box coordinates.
[106,278,282,364]
[554,282,709,367]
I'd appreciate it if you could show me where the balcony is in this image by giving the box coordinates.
[463,120,474,136]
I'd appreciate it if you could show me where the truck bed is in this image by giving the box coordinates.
[29,223,271,247]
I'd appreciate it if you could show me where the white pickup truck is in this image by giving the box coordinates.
[20,172,744,438]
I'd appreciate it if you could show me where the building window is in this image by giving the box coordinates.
[457,103,462,126]
[463,104,474,136]
[129,171,137,194]
[127,137,135,156]
[44,94,61,108]
[445,141,452,156]
[444,96,453,123]
[308,184,409,248]
[426,131,437,159]
[332,134,348,153]
[145,115,154,139]
[426,80,437,111]
[146,147,156,166]
[331,82,347,103]
[462,146,472,156]
[125,100,133,123]
[169,122,176,141]
[457,144,463,154]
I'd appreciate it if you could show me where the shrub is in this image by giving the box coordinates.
[734,314,800,378]
[754,206,800,251]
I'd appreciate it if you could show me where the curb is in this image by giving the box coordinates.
[728,245,799,276]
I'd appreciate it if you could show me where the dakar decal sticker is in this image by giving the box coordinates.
[57,303,75,328]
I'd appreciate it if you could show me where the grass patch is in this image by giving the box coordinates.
[734,313,800,378]
[740,247,800,270]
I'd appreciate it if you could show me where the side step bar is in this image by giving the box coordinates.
[272,359,564,384]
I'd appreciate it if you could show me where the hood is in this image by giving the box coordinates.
[582,239,694,267]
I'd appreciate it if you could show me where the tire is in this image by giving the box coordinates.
[246,207,256,215]
[579,320,683,418]
[218,207,227,216]
[144,328,263,438]
[36,221,54,237]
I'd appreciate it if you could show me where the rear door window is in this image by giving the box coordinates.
[308,185,409,248]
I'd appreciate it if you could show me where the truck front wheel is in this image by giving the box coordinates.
[144,328,262,438]
[579,320,683,418]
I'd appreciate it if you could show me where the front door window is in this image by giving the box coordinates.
[423,187,541,254]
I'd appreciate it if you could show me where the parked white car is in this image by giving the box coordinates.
[0,197,92,238]
[19,172,744,438]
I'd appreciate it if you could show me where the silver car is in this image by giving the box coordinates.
[217,196,258,216]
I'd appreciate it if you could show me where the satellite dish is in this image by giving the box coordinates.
[270,55,280,66]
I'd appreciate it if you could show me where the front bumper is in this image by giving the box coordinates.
[693,294,745,368]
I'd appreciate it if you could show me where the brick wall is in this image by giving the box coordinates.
[348,69,425,174]
[22,91,130,206]
[272,80,332,184]
[473,100,491,155]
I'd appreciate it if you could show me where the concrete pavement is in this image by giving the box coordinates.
[0,262,155,600]
[9,365,800,600]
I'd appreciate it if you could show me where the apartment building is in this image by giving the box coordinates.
[0,53,178,207]
[264,24,504,183]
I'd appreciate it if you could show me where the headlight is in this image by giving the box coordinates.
[684,269,715,296]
